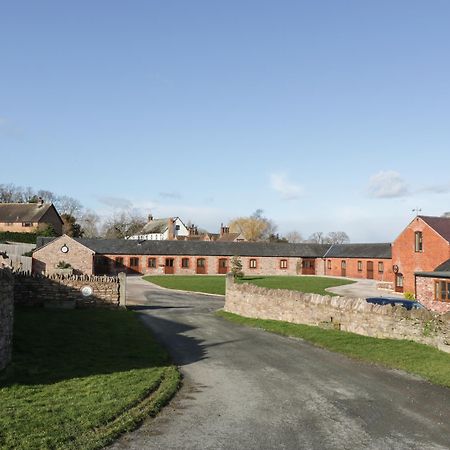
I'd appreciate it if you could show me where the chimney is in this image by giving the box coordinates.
[148,213,153,222]
[167,217,175,240]
[220,223,229,237]
[37,197,44,207]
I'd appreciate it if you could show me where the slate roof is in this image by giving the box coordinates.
[419,216,450,242]
[414,259,450,279]
[216,233,244,242]
[324,243,392,259]
[0,203,59,223]
[36,237,330,257]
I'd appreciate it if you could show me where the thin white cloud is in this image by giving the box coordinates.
[97,196,134,210]
[0,116,23,138]
[270,173,303,200]
[159,191,182,200]
[367,170,409,198]
[418,183,450,194]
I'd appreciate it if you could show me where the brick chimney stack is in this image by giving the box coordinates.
[220,223,230,237]
[148,213,153,222]
[167,217,175,240]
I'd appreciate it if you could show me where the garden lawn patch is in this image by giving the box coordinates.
[216,311,450,388]
[144,275,354,296]
[0,308,180,450]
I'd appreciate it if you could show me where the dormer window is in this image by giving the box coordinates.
[415,231,423,252]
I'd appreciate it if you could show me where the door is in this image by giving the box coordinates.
[196,258,206,274]
[165,258,175,274]
[302,259,315,275]
[129,257,140,274]
[218,258,228,274]
[395,274,404,293]
[367,261,374,279]
[341,260,346,277]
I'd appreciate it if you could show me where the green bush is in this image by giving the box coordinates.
[404,292,415,300]
[0,232,37,244]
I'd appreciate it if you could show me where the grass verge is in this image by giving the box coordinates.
[143,275,354,296]
[216,310,450,388]
[0,308,180,450]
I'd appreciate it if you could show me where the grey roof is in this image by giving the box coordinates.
[0,203,60,223]
[419,216,450,242]
[36,237,330,257]
[324,243,392,259]
[415,258,450,279]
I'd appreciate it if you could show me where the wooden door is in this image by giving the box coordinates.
[367,261,374,279]
[129,257,140,274]
[341,260,346,277]
[196,258,206,274]
[165,258,175,274]
[395,274,404,293]
[302,259,315,275]
[218,258,228,274]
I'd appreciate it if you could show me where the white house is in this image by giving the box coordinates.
[128,216,189,241]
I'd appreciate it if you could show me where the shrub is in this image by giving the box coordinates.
[231,256,244,279]
[404,292,415,300]
[57,261,72,269]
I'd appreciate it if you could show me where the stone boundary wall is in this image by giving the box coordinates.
[13,271,126,308]
[224,274,450,353]
[0,269,14,371]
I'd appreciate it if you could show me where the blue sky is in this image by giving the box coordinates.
[1,1,450,241]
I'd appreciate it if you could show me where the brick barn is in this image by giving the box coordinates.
[33,235,329,277]
[322,243,393,283]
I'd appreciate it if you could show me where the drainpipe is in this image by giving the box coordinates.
[322,244,334,275]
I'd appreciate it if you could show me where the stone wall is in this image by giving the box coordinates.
[416,276,450,313]
[13,272,126,308]
[0,269,14,371]
[224,274,450,353]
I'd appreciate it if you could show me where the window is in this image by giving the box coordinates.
[378,262,384,273]
[219,259,227,268]
[341,260,346,269]
[130,257,139,267]
[197,258,205,267]
[175,225,180,231]
[22,222,32,227]
[147,257,156,268]
[280,259,288,269]
[415,231,423,252]
[435,280,450,302]
[327,260,331,270]
[249,259,257,269]
[357,261,362,272]
[182,258,189,268]
[395,274,403,288]
[115,257,124,268]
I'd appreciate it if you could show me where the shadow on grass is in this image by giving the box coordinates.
[0,307,207,388]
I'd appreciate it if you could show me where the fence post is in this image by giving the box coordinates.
[118,272,127,308]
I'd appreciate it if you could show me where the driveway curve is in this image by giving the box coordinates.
[111,277,450,450]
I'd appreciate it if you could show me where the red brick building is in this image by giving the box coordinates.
[392,216,450,294]
[323,243,393,283]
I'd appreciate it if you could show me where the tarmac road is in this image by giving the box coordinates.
[111,277,450,450]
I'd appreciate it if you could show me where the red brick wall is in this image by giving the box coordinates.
[324,258,393,282]
[99,255,323,277]
[392,217,450,293]
[415,276,450,313]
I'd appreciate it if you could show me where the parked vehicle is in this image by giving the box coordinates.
[365,297,426,310]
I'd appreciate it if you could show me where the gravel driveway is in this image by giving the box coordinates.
[111,277,450,450]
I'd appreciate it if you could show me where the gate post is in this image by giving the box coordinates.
[118,272,127,308]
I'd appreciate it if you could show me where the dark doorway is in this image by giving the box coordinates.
[302,259,315,275]
[196,258,206,274]
[367,261,374,279]
[341,260,346,277]
[165,258,175,274]
[218,258,228,274]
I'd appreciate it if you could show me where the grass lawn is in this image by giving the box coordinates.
[216,311,450,388]
[143,275,355,296]
[0,308,180,450]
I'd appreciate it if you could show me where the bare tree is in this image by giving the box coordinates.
[0,183,23,202]
[442,212,450,218]
[326,231,350,244]
[285,231,303,243]
[54,195,83,217]
[307,231,326,244]
[78,210,100,238]
[37,190,57,203]
[102,211,147,239]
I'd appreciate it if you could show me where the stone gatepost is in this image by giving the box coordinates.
[118,272,127,308]
[0,269,14,371]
